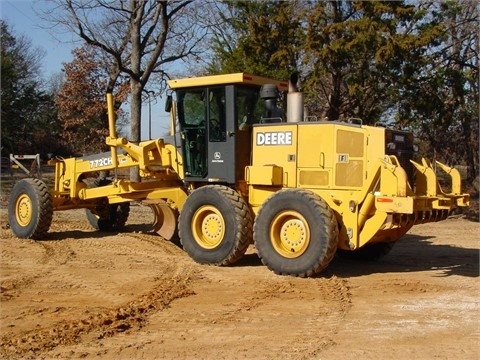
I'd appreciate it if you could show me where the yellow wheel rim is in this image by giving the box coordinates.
[270,210,310,258]
[191,205,225,249]
[15,193,33,227]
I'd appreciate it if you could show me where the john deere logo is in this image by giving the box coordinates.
[212,152,223,163]
[256,131,293,146]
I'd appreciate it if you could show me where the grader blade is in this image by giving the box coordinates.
[142,200,178,240]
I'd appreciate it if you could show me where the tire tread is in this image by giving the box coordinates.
[179,185,253,266]
[254,188,338,277]
[8,178,53,239]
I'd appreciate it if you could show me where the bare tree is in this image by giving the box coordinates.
[43,0,205,180]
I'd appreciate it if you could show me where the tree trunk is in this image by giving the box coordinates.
[327,73,342,121]
[129,80,142,182]
[464,120,477,184]
[129,0,142,183]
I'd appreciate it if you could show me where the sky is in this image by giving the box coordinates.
[1,0,76,78]
[0,0,171,140]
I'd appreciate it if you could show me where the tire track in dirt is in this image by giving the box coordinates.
[0,219,199,359]
[275,275,352,359]
[126,232,186,257]
[37,241,77,265]
[32,251,354,360]
[118,262,353,360]
[50,209,96,233]
[0,239,76,303]
[0,266,196,359]
[1,240,44,302]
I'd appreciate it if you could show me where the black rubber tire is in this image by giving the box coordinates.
[254,189,339,277]
[8,178,53,239]
[86,202,130,232]
[178,185,253,266]
[337,242,394,261]
[85,178,130,232]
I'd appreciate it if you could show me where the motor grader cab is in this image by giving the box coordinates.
[8,72,470,278]
[167,73,288,188]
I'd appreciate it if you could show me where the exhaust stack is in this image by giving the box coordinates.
[287,72,304,123]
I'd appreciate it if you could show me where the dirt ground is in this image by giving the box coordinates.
[0,196,479,360]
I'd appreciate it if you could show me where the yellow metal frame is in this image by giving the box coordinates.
[167,73,288,92]
[47,93,187,212]
[246,122,470,251]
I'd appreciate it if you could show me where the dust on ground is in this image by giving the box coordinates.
[0,182,479,359]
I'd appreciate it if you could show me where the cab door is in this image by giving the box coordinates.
[176,85,260,185]
[176,88,208,179]
[205,86,236,183]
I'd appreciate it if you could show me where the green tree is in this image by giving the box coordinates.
[0,20,60,159]
[397,0,479,182]
[205,0,302,81]
[206,1,442,123]
[303,1,444,123]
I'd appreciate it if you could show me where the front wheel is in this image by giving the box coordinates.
[178,185,253,266]
[254,189,339,277]
[8,178,53,239]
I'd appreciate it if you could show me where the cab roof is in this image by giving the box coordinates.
[167,73,288,91]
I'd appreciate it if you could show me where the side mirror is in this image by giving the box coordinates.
[165,95,172,112]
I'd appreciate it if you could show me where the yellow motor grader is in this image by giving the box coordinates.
[8,73,470,277]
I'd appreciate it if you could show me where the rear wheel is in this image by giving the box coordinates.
[8,178,53,239]
[254,189,338,277]
[178,185,253,265]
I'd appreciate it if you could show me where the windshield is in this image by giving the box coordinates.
[177,89,206,126]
